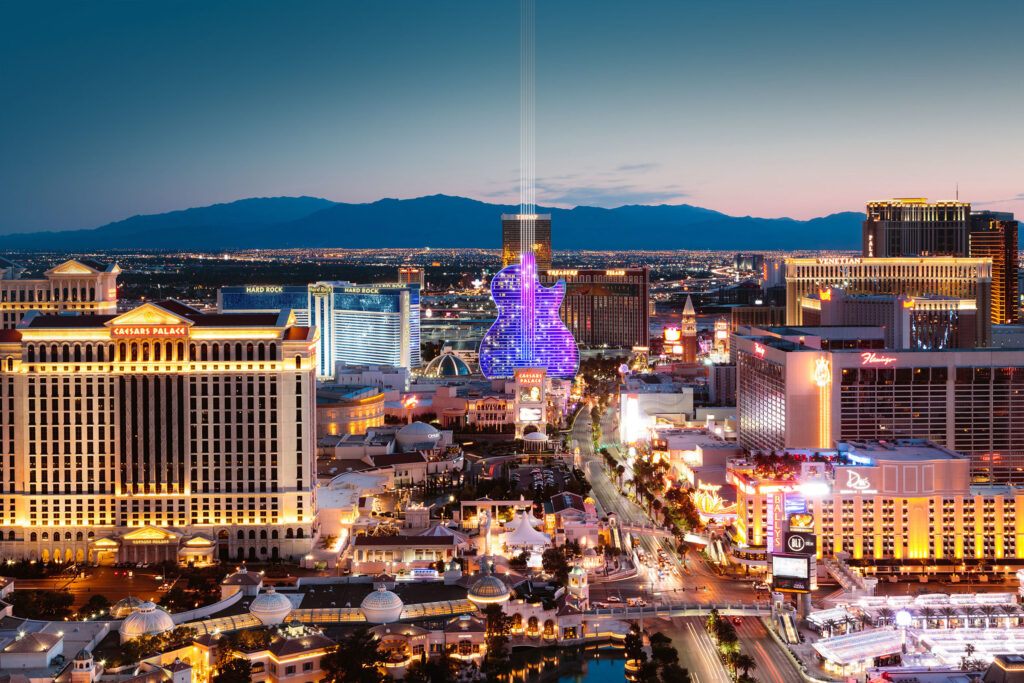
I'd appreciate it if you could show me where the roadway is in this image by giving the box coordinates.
[577,396,804,683]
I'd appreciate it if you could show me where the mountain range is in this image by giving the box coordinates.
[0,195,864,250]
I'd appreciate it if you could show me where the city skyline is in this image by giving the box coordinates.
[2,0,1023,234]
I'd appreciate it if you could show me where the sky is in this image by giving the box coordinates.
[0,0,1022,234]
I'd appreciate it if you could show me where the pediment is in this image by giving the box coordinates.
[122,525,181,541]
[107,303,194,328]
[47,260,98,275]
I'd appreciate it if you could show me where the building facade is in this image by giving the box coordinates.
[969,211,1019,325]
[219,281,421,379]
[539,267,649,348]
[862,198,970,258]
[316,385,385,438]
[735,328,1024,483]
[0,300,318,564]
[502,213,552,270]
[0,259,119,329]
[398,267,426,290]
[800,288,979,349]
[728,441,1024,569]
[784,257,992,346]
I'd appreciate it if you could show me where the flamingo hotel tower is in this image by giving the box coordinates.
[0,298,318,565]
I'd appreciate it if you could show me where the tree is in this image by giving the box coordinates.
[321,628,387,683]
[729,652,757,680]
[624,623,646,665]
[541,547,571,585]
[213,657,252,683]
[9,589,74,620]
[77,593,111,620]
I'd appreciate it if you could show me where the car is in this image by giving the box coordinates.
[606,595,621,603]
[732,617,743,624]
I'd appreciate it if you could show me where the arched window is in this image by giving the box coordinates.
[212,344,220,361]
[141,343,150,362]
[259,530,267,540]
[296,528,305,539]
[7,530,13,540]
[246,343,254,360]
[286,528,294,539]
[30,532,37,542]
[235,343,243,360]
[295,355,302,369]
[130,343,138,362]
[201,344,208,362]
[271,530,279,539]
[119,343,127,362]
[27,346,35,363]
[237,530,244,540]
[269,343,277,360]
[248,530,256,540]
[153,343,161,362]
[85,346,93,363]
[177,342,185,360]
[64,531,72,541]
[189,344,197,361]
[5,358,11,372]
[76,532,83,541]
[257,344,265,361]
[74,345,81,363]
[62,344,71,362]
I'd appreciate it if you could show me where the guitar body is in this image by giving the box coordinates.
[479,255,579,379]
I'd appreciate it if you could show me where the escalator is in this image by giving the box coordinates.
[777,613,799,644]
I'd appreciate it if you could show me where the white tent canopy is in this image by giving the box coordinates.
[503,511,552,548]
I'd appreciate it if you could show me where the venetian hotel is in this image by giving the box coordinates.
[0,300,317,565]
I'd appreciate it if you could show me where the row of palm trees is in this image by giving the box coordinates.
[869,602,1023,629]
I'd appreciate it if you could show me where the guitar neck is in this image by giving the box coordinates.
[519,251,537,365]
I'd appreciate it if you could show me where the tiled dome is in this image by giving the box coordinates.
[360,586,404,624]
[119,602,174,642]
[249,587,293,625]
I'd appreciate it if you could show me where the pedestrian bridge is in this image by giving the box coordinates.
[618,522,674,539]
[587,601,771,619]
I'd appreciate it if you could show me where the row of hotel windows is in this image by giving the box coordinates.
[0,286,99,302]
[23,342,287,364]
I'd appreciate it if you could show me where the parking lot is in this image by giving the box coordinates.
[507,464,568,495]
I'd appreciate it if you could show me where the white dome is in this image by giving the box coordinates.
[119,602,174,642]
[360,586,404,624]
[396,421,441,450]
[523,431,547,441]
[249,587,293,625]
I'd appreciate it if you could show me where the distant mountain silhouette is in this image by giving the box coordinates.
[0,194,863,250]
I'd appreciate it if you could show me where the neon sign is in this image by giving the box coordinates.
[819,289,832,301]
[753,343,766,358]
[839,469,877,494]
[817,257,862,265]
[515,369,545,385]
[605,269,625,276]
[245,285,283,294]
[664,328,681,342]
[308,284,333,296]
[861,352,897,366]
[548,270,578,277]
[111,325,188,338]
[813,357,832,387]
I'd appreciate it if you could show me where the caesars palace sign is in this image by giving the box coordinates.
[111,325,189,338]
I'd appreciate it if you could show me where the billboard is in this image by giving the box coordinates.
[766,493,786,552]
[770,553,812,593]
[783,531,816,555]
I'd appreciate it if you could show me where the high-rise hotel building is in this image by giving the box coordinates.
[969,211,1019,324]
[734,325,1024,483]
[219,282,420,379]
[0,300,317,565]
[540,267,649,348]
[861,198,1019,326]
[784,256,992,346]
[862,198,970,258]
[0,258,119,328]
[502,214,552,270]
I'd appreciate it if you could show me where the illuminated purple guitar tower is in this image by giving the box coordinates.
[479,249,579,380]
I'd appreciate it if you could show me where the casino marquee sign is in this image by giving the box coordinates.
[111,325,190,338]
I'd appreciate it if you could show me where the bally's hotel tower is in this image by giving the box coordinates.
[219,282,420,379]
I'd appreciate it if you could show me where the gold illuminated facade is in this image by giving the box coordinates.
[0,300,318,564]
[729,441,1024,569]
[0,259,119,328]
[969,212,1019,324]
[785,256,992,346]
[539,267,649,347]
[502,213,552,270]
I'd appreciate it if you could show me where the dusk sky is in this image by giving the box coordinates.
[1,0,1022,234]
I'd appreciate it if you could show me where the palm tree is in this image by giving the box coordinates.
[823,619,839,637]
[939,606,958,629]
[1000,603,1020,627]
[919,606,935,630]
[844,615,859,634]
[960,605,979,629]
[877,607,894,627]
[728,652,757,680]
[978,605,998,629]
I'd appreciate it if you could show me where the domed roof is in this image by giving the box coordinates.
[360,586,404,624]
[110,595,145,619]
[467,563,510,605]
[523,431,547,441]
[570,565,586,577]
[74,649,92,662]
[396,421,442,449]
[119,602,174,641]
[249,587,293,625]
[424,352,471,378]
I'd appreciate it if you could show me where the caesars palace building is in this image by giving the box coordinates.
[735,326,1024,484]
[0,299,318,565]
